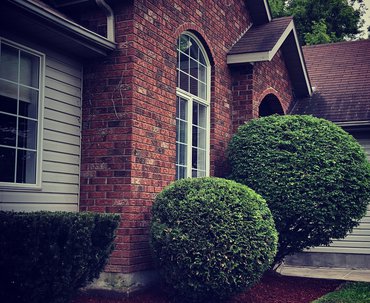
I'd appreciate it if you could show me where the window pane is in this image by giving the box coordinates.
[189,38,199,60]
[0,80,17,114]
[179,120,187,142]
[19,86,38,118]
[190,77,198,96]
[192,127,206,149]
[179,71,189,92]
[0,147,15,182]
[0,113,16,146]
[177,165,186,179]
[20,51,39,88]
[192,126,198,147]
[179,52,189,74]
[189,58,198,78]
[177,96,187,120]
[193,102,198,125]
[16,150,36,183]
[199,64,206,83]
[199,82,206,100]
[198,128,206,149]
[178,35,190,54]
[199,51,206,65]
[177,143,187,165]
[198,104,206,128]
[0,44,18,82]
[197,150,206,171]
[18,118,37,149]
[192,147,198,169]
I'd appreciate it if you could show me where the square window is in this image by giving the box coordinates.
[0,40,42,186]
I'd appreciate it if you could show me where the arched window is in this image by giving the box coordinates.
[176,32,210,179]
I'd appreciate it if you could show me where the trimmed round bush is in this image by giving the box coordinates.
[0,211,120,303]
[228,115,370,264]
[150,177,277,302]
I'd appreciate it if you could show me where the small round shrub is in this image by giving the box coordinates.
[150,177,277,302]
[227,115,370,264]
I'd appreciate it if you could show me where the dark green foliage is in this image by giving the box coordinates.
[269,0,365,45]
[228,115,370,265]
[150,177,277,302]
[0,211,120,303]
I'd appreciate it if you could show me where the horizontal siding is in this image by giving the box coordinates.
[310,131,370,254]
[0,39,82,212]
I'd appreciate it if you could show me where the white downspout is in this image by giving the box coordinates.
[95,0,115,42]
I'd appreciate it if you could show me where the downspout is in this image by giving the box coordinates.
[95,0,115,42]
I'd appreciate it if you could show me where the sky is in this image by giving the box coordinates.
[357,0,370,37]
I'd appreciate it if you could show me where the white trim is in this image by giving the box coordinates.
[8,0,116,50]
[291,24,312,96]
[0,37,45,190]
[263,0,272,22]
[335,121,370,127]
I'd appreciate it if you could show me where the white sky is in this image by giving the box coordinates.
[357,0,370,37]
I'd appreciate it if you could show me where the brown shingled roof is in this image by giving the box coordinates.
[229,16,293,55]
[291,39,370,123]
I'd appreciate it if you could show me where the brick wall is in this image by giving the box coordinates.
[78,0,294,274]
[231,50,294,132]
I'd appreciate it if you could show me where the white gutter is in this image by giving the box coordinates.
[335,121,370,127]
[96,0,115,42]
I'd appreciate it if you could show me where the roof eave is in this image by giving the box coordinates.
[7,0,116,57]
[227,20,312,98]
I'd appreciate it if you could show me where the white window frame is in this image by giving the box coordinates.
[0,37,44,190]
[176,31,211,179]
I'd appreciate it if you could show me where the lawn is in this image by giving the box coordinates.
[313,282,370,303]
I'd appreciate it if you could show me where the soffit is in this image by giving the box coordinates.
[1,0,116,59]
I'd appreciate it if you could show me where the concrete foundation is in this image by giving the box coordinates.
[85,270,160,295]
[286,252,370,269]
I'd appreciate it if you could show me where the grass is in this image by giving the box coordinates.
[313,282,370,303]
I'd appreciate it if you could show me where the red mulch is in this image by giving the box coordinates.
[72,273,342,303]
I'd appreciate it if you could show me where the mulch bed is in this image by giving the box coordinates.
[72,273,342,303]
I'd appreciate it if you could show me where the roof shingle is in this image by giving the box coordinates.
[228,16,293,55]
[292,39,370,123]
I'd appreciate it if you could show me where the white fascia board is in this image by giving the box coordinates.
[335,121,370,127]
[291,23,312,96]
[10,0,116,51]
[263,0,272,22]
[227,51,271,64]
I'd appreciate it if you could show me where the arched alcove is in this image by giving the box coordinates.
[259,94,284,117]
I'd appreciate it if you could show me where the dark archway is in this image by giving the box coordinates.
[259,94,284,117]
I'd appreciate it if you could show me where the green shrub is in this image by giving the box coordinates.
[0,211,120,303]
[228,115,370,264]
[150,177,277,302]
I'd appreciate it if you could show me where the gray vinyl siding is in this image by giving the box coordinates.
[0,39,82,212]
[309,130,370,254]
